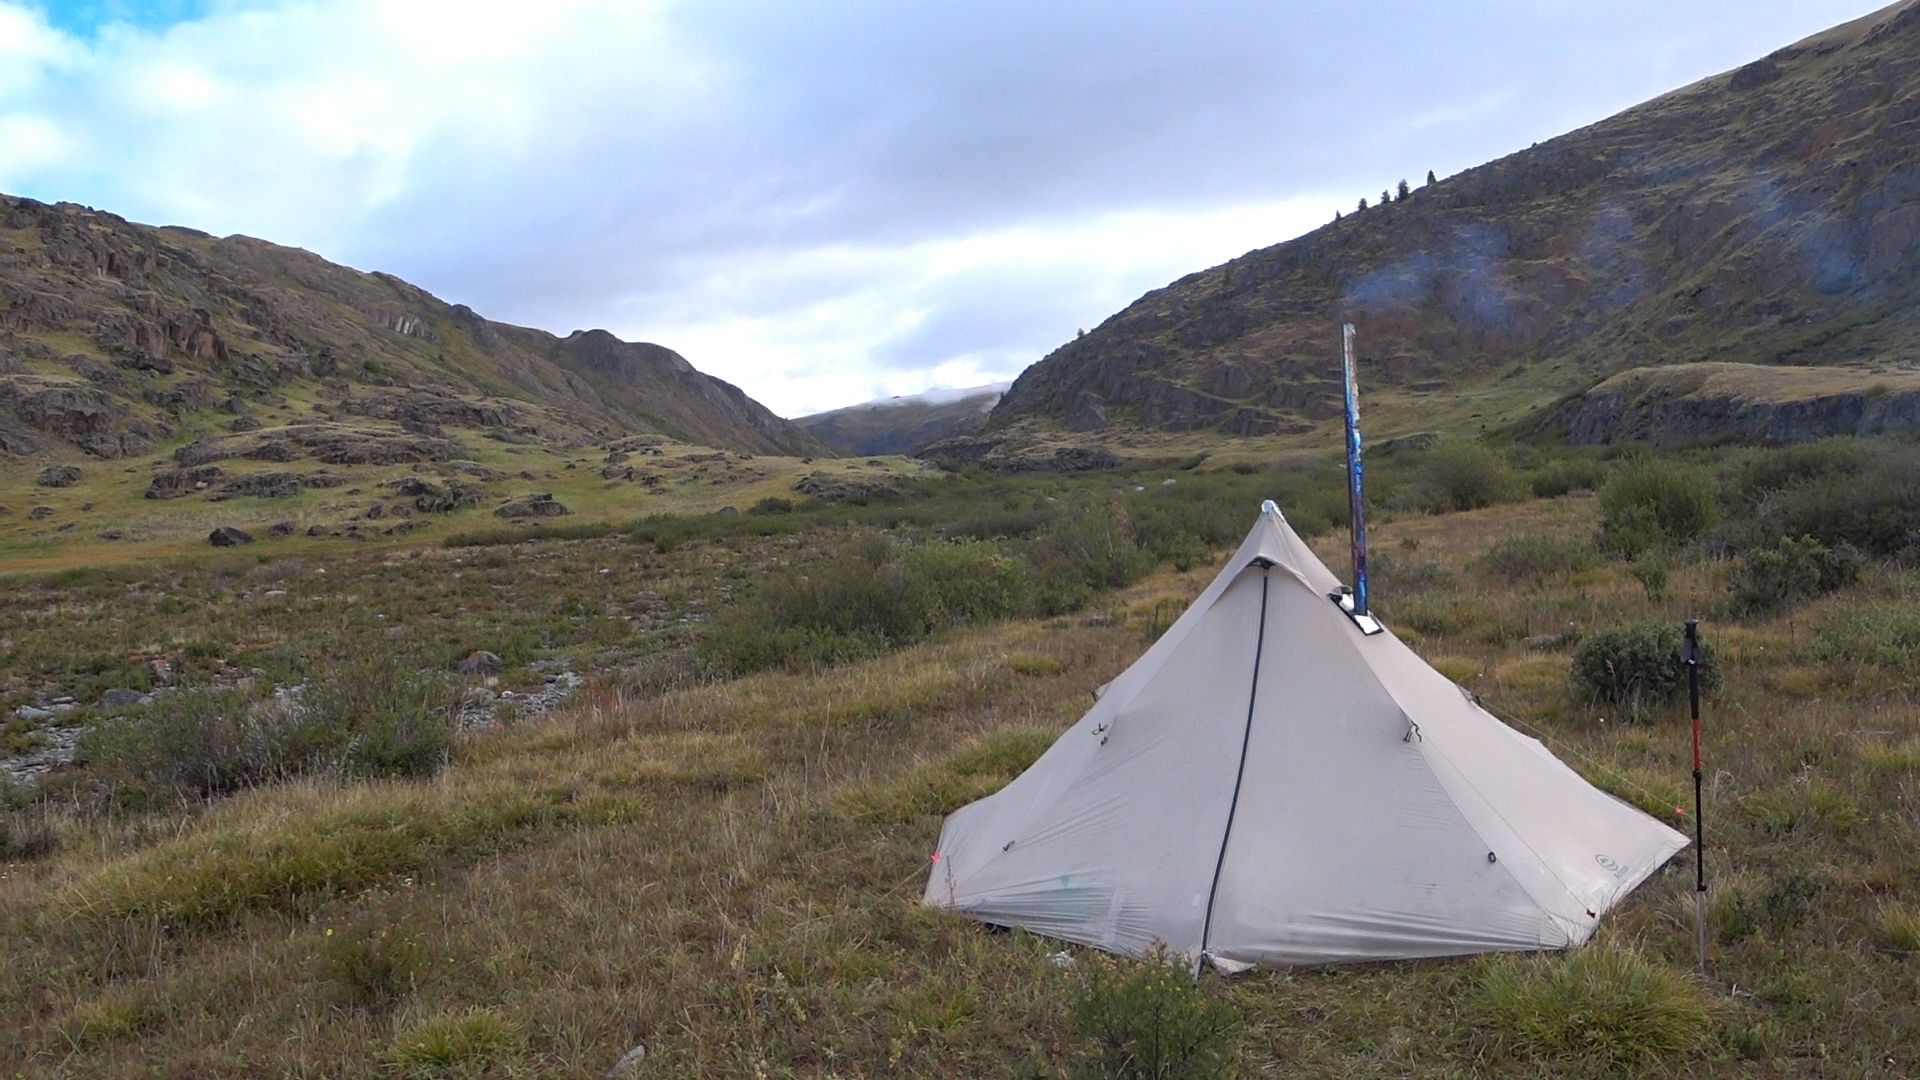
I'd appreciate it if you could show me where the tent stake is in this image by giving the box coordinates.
[1683,619,1707,974]
[1341,324,1370,616]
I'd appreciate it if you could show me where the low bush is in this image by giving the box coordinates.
[1481,533,1596,584]
[1729,440,1864,506]
[1755,459,1920,558]
[1598,458,1716,555]
[1071,949,1240,1080]
[300,650,457,779]
[318,904,425,1010]
[1528,457,1610,498]
[1811,601,1920,677]
[1404,442,1525,513]
[1571,623,1715,710]
[1,805,59,860]
[1729,535,1862,614]
[1474,946,1714,1068]
[700,539,1031,675]
[1712,870,1824,941]
[79,687,294,799]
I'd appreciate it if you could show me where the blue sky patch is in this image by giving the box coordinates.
[34,0,210,36]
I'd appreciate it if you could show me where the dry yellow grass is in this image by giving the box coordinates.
[6,490,1920,1076]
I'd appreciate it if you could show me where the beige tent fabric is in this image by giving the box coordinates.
[925,503,1687,969]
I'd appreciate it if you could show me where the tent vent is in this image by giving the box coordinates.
[1002,840,1015,851]
[1332,590,1385,635]
[1487,851,1498,864]
[1403,721,1422,743]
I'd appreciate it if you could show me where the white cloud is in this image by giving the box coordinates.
[0,0,1896,414]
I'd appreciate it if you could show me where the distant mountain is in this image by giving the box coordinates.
[0,195,831,463]
[795,383,1008,456]
[990,0,1920,442]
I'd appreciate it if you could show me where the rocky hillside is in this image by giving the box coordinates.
[991,0,1920,441]
[795,384,1007,456]
[0,196,830,466]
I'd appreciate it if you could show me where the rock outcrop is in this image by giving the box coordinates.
[1538,362,1920,446]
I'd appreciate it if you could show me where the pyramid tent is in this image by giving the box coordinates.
[925,503,1688,969]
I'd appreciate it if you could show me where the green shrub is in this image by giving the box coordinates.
[1756,459,1920,558]
[318,905,425,1010]
[1528,457,1610,498]
[1071,949,1240,1080]
[748,496,794,514]
[1712,870,1824,941]
[1811,601,1920,676]
[1571,623,1715,710]
[1599,459,1716,554]
[1730,536,1862,614]
[1408,442,1524,513]
[1475,946,1714,1068]
[1730,441,1864,506]
[700,539,1031,675]
[300,650,457,779]
[1,805,59,860]
[79,687,293,798]
[1481,533,1596,584]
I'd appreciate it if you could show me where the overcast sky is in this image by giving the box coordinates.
[0,1,1893,415]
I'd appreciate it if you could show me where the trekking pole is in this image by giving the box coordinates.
[1682,619,1706,974]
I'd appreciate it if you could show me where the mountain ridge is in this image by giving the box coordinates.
[987,0,1920,443]
[795,383,1008,456]
[0,196,830,463]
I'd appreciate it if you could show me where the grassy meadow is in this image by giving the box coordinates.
[3,437,1919,1077]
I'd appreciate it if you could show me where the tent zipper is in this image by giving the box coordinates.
[1198,561,1272,972]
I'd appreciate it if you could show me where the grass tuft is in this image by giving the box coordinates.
[385,1007,517,1072]
[1474,945,1715,1068]
[840,727,1054,824]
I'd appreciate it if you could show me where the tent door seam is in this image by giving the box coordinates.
[1199,563,1272,970]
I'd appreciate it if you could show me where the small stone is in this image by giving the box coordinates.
[100,688,144,708]
[50,696,74,705]
[99,529,125,540]
[267,521,297,537]
[605,1044,648,1079]
[208,525,255,547]
[15,705,54,721]
[264,589,287,598]
[35,465,82,487]
[308,524,327,536]
[28,505,54,520]
[457,650,503,677]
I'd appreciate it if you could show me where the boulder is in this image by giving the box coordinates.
[34,464,81,487]
[99,688,145,709]
[793,471,905,504]
[208,525,254,547]
[266,521,297,537]
[457,650,503,677]
[146,465,222,499]
[494,493,570,519]
[27,505,53,520]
